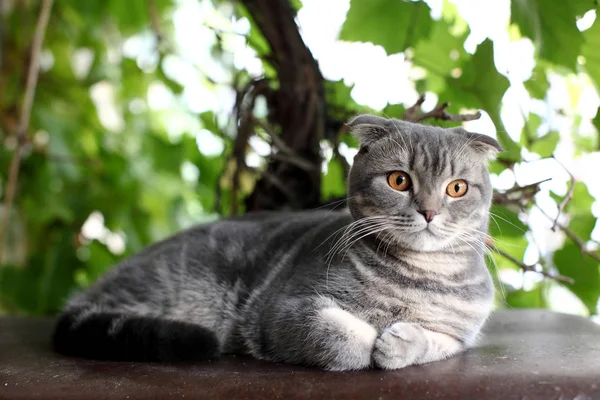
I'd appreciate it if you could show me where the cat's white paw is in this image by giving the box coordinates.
[372,322,427,370]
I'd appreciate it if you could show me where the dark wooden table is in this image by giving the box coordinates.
[1,310,599,400]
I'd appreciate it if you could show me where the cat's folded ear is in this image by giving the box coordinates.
[463,131,503,156]
[347,114,390,147]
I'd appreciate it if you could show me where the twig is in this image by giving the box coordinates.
[536,205,600,262]
[504,178,552,194]
[262,171,297,204]
[414,102,481,123]
[333,146,351,179]
[43,152,99,167]
[402,94,426,122]
[331,124,351,179]
[252,116,317,171]
[147,0,164,44]
[252,116,294,155]
[488,243,574,285]
[229,79,270,215]
[551,155,576,231]
[0,0,53,264]
[270,152,317,172]
[492,178,551,207]
[402,94,481,123]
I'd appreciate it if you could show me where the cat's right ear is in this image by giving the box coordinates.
[347,115,390,147]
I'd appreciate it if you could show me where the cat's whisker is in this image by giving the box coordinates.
[375,229,392,256]
[324,218,392,282]
[339,226,390,262]
[457,232,507,302]
[486,211,528,235]
[487,212,503,235]
[329,219,389,253]
[326,222,390,287]
[321,216,385,256]
[453,135,479,164]
[381,111,410,153]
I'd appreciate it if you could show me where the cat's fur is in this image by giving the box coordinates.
[53,115,500,370]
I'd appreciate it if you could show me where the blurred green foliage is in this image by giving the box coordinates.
[1,0,599,316]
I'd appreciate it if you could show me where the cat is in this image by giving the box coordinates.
[52,114,501,371]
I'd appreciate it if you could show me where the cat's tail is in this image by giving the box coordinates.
[52,310,220,362]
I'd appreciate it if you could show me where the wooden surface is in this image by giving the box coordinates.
[1,310,600,399]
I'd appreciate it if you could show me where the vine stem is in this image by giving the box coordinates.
[488,243,574,285]
[0,0,54,264]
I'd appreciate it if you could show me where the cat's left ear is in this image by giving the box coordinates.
[347,114,390,147]
[465,131,503,155]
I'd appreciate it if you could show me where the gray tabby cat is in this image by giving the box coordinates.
[53,115,501,371]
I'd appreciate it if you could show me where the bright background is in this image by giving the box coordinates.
[1,0,599,319]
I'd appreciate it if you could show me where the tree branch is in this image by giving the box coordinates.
[414,102,481,123]
[147,0,165,45]
[241,0,326,212]
[492,178,551,207]
[402,94,426,122]
[402,94,481,123]
[536,205,600,263]
[488,243,574,285]
[551,155,576,231]
[0,0,53,264]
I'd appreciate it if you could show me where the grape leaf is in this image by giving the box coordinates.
[511,0,583,70]
[321,157,347,200]
[506,286,547,309]
[524,63,550,100]
[530,131,559,157]
[442,40,520,161]
[554,243,600,314]
[413,15,469,77]
[582,18,600,91]
[340,0,433,55]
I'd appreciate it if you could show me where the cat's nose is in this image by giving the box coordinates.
[418,210,438,223]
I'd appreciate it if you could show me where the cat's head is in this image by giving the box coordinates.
[346,114,501,252]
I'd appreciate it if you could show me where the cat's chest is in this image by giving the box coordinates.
[348,269,492,332]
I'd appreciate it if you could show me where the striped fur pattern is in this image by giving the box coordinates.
[53,115,500,370]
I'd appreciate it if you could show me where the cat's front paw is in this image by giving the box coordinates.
[372,322,426,370]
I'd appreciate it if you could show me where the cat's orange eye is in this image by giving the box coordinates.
[387,171,411,191]
[446,179,468,198]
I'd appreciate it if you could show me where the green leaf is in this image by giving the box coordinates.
[340,0,434,55]
[326,80,356,111]
[554,243,600,314]
[582,19,600,91]
[569,215,597,240]
[237,3,270,56]
[85,240,119,283]
[488,205,528,271]
[569,182,595,216]
[382,103,406,120]
[488,160,508,175]
[551,181,597,240]
[290,0,303,13]
[325,80,372,122]
[488,205,528,237]
[530,131,559,157]
[524,63,550,99]
[511,0,583,70]
[506,286,547,309]
[520,113,542,146]
[200,111,221,136]
[340,133,360,149]
[321,157,347,200]
[413,15,469,78]
[143,134,185,175]
[572,0,599,16]
[442,40,520,161]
